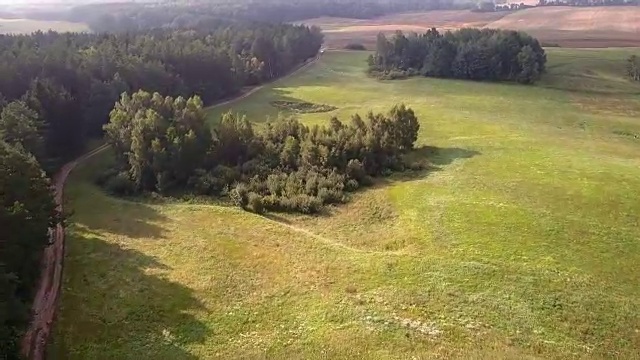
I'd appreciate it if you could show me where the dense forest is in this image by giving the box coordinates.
[0,24,322,169]
[369,28,547,84]
[103,91,420,214]
[62,0,477,32]
[0,21,321,359]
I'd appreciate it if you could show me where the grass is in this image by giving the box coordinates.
[52,48,640,359]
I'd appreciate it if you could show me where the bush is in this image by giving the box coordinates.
[230,183,249,209]
[270,100,337,114]
[346,159,366,182]
[247,192,265,214]
[344,178,359,191]
[104,171,136,196]
[287,194,322,214]
[317,187,344,204]
[95,167,119,186]
[370,68,419,80]
[344,43,367,51]
[188,169,219,195]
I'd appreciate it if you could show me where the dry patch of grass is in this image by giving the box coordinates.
[485,6,640,33]
[305,7,640,49]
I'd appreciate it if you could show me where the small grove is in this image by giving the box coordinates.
[103,91,421,214]
[369,28,547,84]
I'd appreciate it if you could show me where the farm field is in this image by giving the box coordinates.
[0,18,89,34]
[52,48,640,359]
[305,6,640,48]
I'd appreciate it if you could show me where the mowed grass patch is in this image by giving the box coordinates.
[54,49,640,358]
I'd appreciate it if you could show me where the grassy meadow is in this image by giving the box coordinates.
[51,48,640,359]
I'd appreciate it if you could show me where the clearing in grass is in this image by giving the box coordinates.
[51,48,640,358]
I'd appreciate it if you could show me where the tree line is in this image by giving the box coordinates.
[0,21,321,359]
[474,1,534,12]
[537,0,638,6]
[368,28,547,84]
[0,108,57,358]
[0,24,322,170]
[103,91,421,214]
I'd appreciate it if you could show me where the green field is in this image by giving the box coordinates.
[52,48,640,359]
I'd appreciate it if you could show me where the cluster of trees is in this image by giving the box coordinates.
[103,91,420,214]
[474,1,533,12]
[64,0,479,32]
[537,0,638,6]
[0,24,322,168]
[0,105,57,357]
[369,28,547,84]
[628,55,640,82]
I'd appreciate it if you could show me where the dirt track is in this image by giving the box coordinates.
[20,54,321,360]
[20,144,108,360]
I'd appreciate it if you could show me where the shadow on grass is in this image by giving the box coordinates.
[51,231,208,359]
[382,145,480,184]
[72,195,169,240]
[411,145,481,167]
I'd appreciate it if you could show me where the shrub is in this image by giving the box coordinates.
[345,178,359,191]
[95,167,119,186]
[104,171,136,196]
[346,159,366,182]
[266,173,287,196]
[289,194,322,214]
[317,187,344,204]
[270,100,337,114]
[344,43,367,51]
[261,194,280,210]
[248,192,265,214]
[230,183,249,209]
[188,169,218,195]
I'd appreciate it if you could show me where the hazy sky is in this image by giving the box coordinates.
[0,0,138,5]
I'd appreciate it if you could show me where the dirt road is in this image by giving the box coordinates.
[20,54,321,360]
[20,144,108,360]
